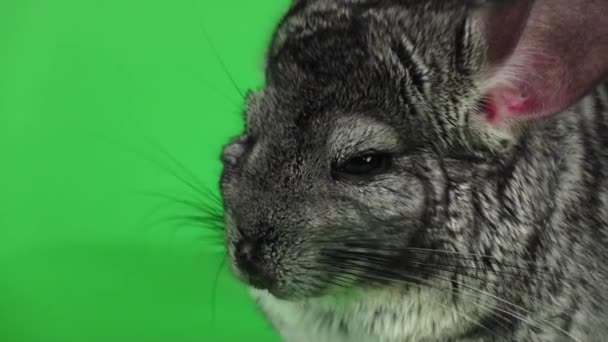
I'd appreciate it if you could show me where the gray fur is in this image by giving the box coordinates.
[219,0,608,340]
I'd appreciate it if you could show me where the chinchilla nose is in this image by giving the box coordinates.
[234,238,274,290]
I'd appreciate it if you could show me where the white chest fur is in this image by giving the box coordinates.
[251,287,475,342]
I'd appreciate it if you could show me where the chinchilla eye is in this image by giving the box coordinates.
[334,153,392,177]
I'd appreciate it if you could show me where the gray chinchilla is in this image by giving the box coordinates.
[219,0,608,340]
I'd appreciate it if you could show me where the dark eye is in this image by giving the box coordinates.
[335,153,391,177]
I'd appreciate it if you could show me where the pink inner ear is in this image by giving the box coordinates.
[479,0,608,125]
[484,52,607,124]
[484,85,540,123]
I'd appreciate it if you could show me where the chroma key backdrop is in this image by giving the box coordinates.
[0,0,289,341]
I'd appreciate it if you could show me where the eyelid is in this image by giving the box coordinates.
[337,148,395,165]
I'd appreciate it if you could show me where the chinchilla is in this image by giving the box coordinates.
[218,0,608,340]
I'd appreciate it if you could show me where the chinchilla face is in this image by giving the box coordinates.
[219,0,608,306]
[220,1,494,300]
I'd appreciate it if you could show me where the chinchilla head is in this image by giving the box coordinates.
[219,0,608,300]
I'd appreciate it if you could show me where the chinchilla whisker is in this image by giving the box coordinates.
[327,250,593,334]
[318,264,506,339]
[146,139,225,204]
[149,213,224,228]
[92,127,220,205]
[421,271,581,341]
[325,247,576,286]
[142,156,219,207]
[328,252,525,316]
[331,239,502,261]
[137,190,223,215]
[137,196,186,231]
[322,262,562,341]
[189,0,245,99]
[324,247,554,282]
[315,261,514,337]
[170,222,225,250]
[322,253,582,341]
[168,204,225,223]
[210,254,228,327]
[140,214,225,241]
[323,249,508,288]
[399,274,533,338]
[201,81,245,109]
[160,188,222,209]
[135,190,225,239]
[196,235,225,243]
[329,253,521,303]
[325,240,574,278]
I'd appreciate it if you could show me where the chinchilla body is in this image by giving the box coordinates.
[219,0,608,341]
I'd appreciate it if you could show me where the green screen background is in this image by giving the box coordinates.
[0,0,289,340]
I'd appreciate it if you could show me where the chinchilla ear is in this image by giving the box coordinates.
[470,0,608,126]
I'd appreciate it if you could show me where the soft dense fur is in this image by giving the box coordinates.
[219,0,608,340]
